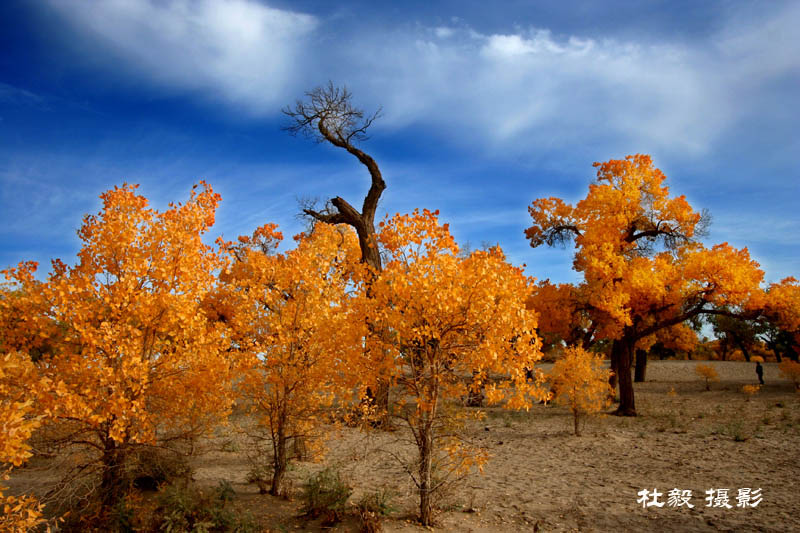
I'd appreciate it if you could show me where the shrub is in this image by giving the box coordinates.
[155,481,257,533]
[301,468,352,525]
[356,488,396,517]
[741,384,761,400]
[126,446,194,492]
[695,364,719,391]
[246,463,272,495]
[779,360,800,390]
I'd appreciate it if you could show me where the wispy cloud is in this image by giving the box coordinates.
[44,0,317,113]
[0,83,47,107]
[344,4,799,158]
[42,1,800,160]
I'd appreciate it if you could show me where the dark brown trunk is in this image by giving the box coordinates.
[720,339,729,361]
[301,105,391,425]
[372,382,391,427]
[100,439,124,508]
[767,342,782,363]
[418,428,433,526]
[634,348,648,382]
[733,335,751,362]
[271,424,287,496]
[612,334,636,416]
[573,409,580,436]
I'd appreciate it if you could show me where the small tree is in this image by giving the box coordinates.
[741,384,760,400]
[779,360,800,390]
[219,222,364,496]
[361,209,547,525]
[550,346,613,435]
[695,364,719,391]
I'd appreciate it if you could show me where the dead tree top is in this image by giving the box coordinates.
[282,82,385,270]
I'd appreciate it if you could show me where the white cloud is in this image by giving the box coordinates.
[344,28,719,157]
[434,27,454,39]
[45,0,317,113]
[42,1,800,157]
[339,4,798,159]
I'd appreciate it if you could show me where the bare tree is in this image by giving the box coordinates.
[284,82,391,423]
[283,82,385,273]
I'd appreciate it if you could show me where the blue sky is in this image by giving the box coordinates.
[1,0,798,285]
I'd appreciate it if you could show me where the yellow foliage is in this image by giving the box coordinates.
[0,486,47,533]
[526,155,764,333]
[526,281,591,349]
[219,222,365,493]
[764,278,800,332]
[0,352,46,530]
[363,209,546,519]
[1,183,235,510]
[550,346,612,435]
[741,384,760,399]
[695,364,719,390]
[525,155,765,415]
[779,360,800,389]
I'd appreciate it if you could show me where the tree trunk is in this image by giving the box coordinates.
[733,335,751,362]
[100,439,124,508]
[573,410,580,436]
[767,342,782,363]
[373,381,391,427]
[719,339,729,361]
[612,334,636,416]
[293,91,391,427]
[418,427,433,526]
[634,348,648,383]
[608,348,619,398]
[271,424,287,496]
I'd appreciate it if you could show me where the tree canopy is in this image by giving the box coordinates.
[525,155,764,415]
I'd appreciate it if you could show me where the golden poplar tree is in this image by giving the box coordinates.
[525,155,764,415]
[363,209,547,525]
[218,222,365,495]
[2,183,233,510]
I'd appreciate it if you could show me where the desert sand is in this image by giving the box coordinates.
[9,360,800,532]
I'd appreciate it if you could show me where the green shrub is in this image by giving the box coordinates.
[245,463,272,495]
[355,489,397,533]
[356,489,396,517]
[156,481,257,533]
[301,468,352,525]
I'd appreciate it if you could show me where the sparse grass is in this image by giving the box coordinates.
[711,420,751,442]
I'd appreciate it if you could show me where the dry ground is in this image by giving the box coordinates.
[9,360,800,532]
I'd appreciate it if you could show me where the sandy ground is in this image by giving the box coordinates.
[9,360,800,532]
